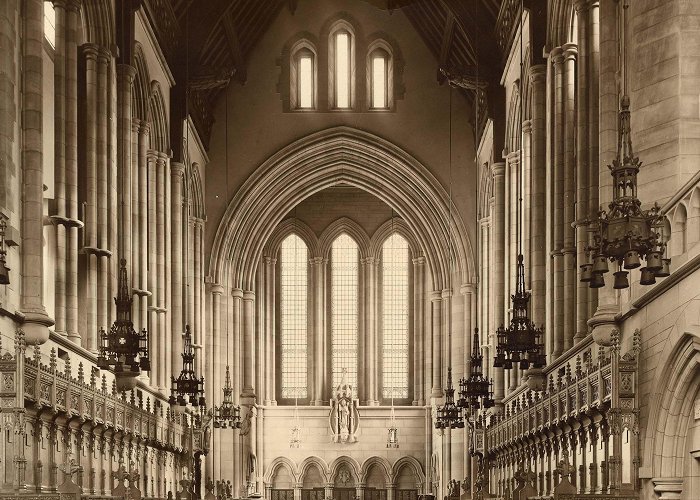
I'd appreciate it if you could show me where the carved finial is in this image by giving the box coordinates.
[33,344,41,364]
[575,356,582,378]
[15,328,26,353]
[130,390,136,406]
[102,374,108,393]
[632,328,641,357]
[50,348,57,371]
[112,379,117,396]
[610,328,621,355]
[90,369,96,389]
[146,397,151,413]
[78,362,84,384]
[65,356,72,378]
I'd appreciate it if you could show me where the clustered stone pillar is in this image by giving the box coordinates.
[363,256,378,405]
[170,161,185,381]
[311,257,327,405]
[263,256,277,405]
[20,0,54,342]
[551,46,565,359]
[491,162,506,402]
[430,290,443,398]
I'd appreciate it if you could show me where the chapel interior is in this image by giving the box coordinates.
[1,0,699,499]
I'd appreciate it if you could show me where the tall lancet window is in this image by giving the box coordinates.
[381,234,409,399]
[331,234,359,390]
[280,234,308,399]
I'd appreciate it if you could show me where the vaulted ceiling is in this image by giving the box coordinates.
[142,0,520,151]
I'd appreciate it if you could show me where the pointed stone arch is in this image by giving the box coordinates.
[319,217,371,260]
[149,81,170,153]
[391,456,425,490]
[264,457,299,486]
[209,126,475,292]
[133,43,151,122]
[360,456,393,484]
[298,456,331,485]
[81,0,114,47]
[264,218,321,259]
[189,162,206,219]
[369,217,422,261]
[329,455,362,485]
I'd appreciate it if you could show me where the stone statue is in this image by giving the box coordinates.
[330,368,359,443]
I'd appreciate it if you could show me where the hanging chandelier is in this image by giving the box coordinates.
[493,256,546,370]
[97,259,150,391]
[458,329,494,410]
[213,365,241,429]
[580,0,669,290]
[435,368,464,429]
[169,325,206,409]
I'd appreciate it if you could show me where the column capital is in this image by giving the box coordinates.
[429,290,442,302]
[309,256,327,266]
[562,42,578,60]
[207,283,224,296]
[528,64,547,83]
[522,119,532,135]
[412,255,426,266]
[243,290,255,301]
[491,162,506,178]
[574,0,597,12]
[550,46,564,63]
[116,63,137,83]
[170,161,186,178]
[441,288,452,299]
[460,283,475,295]
[361,256,377,265]
[231,288,244,299]
[65,0,81,12]
[82,43,100,60]
[506,151,520,164]
[264,256,277,265]
[139,121,151,136]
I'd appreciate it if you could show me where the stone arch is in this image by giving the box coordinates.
[366,32,405,102]
[391,456,425,490]
[360,456,393,485]
[189,163,206,219]
[330,455,362,485]
[319,217,371,260]
[298,456,330,485]
[149,81,169,153]
[209,126,475,292]
[133,43,151,122]
[505,81,521,156]
[264,218,320,259]
[478,162,493,219]
[82,0,114,47]
[687,187,700,248]
[642,297,700,482]
[670,203,688,257]
[265,457,299,485]
[369,217,422,261]
[547,0,576,49]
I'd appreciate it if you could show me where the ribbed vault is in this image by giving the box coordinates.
[209,126,475,292]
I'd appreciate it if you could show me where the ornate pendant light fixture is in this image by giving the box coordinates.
[493,0,546,372]
[580,0,668,290]
[97,259,150,391]
[0,215,10,285]
[458,329,494,410]
[289,390,301,448]
[169,325,206,409]
[213,79,241,431]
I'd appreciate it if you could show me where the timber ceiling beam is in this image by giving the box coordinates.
[222,12,248,84]
[437,12,456,82]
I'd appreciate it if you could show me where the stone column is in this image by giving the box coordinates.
[587,0,601,320]
[147,151,160,387]
[117,61,136,278]
[131,120,141,329]
[171,162,185,377]
[53,0,67,338]
[20,0,55,343]
[575,0,590,343]
[529,65,547,334]
[589,0,617,345]
[242,291,256,398]
[562,43,578,352]
[363,256,378,405]
[311,257,326,405]
[491,162,506,402]
[83,43,99,350]
[412,256,426,405]
[96,47,111,331]
[65,0,80,344]
[551,46,565,358]
[264,257,276,405]
[137,123,149,332]
[194,219,204,371]
[430,291,443,398]
[157,153,169,386]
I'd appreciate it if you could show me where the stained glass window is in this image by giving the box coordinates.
[280,234,308,399]
[331,234,358,390]
[298,52,313,109]
[382,233,409,399]
[371,53,387,109]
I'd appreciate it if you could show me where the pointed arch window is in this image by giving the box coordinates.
[381,233,409,399]
[329,23,355,109]
[331,233,359,390]
[367,43,393,110]
[280,234,309,399]
[290,43,317,110]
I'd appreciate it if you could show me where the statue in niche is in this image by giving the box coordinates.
[329,368,359,443]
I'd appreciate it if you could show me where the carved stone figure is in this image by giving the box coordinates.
[330,368,359,443]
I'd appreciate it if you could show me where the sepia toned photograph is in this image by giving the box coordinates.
[0,0,697,498]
